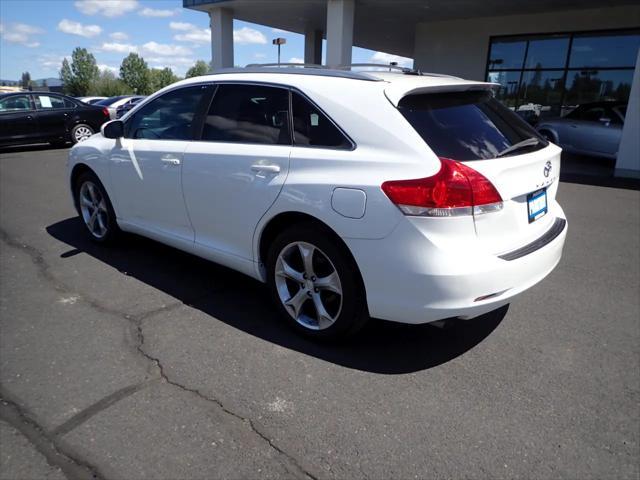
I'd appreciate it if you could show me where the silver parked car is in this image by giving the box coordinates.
[536,101,627,160]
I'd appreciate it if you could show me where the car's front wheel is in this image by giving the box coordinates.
[266,223,368,340]
[75,171,119,243]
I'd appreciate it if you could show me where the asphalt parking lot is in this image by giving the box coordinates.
[0,145,638,480]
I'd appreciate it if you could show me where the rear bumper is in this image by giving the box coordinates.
[345,206,567,324]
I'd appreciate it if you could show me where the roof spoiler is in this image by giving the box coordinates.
[385,82,501,107]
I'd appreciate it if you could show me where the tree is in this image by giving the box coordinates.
[91,70,132,97]
[21,72,31,89]
[185,60,209,78]
[120,53,150,94]
[60,48,99,96]
[149,67,179,93]
[60,58,74,94]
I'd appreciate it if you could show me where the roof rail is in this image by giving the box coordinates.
[335,63,413,73]
[336,63,463,79]
[245,62,324,69]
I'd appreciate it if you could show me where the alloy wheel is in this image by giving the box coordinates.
[74,126,93,142]
[79,181,109,239]
[274,241,343,330]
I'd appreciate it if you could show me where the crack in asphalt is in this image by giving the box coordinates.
[0,228,319,480]
[134,319,319,480]
[0,391,104,480]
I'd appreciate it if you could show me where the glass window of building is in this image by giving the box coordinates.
[486,29,639,124]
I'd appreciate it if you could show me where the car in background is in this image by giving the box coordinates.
[96,95,144,119]
[116,96,145,118]
[77,96,107,105]
[0,91,110,147]
[536,101,627,159]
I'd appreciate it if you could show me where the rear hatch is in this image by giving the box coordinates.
[394,87,561,254]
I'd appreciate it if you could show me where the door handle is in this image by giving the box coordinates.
[251,164,280,174]
[161,156,181,166]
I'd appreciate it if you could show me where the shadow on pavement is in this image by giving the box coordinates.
[47,217,506,374]
[560,152,639,190]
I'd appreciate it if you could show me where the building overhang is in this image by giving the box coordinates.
[184,0,639,57]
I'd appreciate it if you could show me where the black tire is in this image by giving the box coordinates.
[71,124,94,144]
[74,170,120,244]
[266,222,369,340]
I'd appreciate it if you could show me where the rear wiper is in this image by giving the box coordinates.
[496,137,541,158]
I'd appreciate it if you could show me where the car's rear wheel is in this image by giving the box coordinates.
[75,171,119,243]
[266,224,368,340]
[71,124,94,144]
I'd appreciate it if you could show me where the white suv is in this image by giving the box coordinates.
[68,67,567,339]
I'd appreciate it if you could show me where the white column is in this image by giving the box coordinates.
[615,48,640,178]
[209,7,234,70]
[304,29,323,65]
[325,0,354,67]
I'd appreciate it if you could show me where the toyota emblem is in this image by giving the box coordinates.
[544,161,552,178]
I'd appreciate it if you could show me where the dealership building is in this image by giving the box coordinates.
[184,0,640,178]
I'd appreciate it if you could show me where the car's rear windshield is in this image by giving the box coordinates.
[397,90,547,161]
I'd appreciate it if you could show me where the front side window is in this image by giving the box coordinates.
[34,95,66,110]
[125,86,206,140]
[0,95,32,112]
[291,92,352,149]
[201,84,290,145]
[398,90,546,161]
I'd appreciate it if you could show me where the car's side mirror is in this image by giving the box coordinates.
[102,120,124,139]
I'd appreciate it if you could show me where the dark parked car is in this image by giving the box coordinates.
[116,96,145,118]
[0,92,111,147]
[96,95,144,119]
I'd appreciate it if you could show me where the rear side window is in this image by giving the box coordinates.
[398,91,546,160]
[34,95,66,110]
[202,84,290,145]
[291,92,352,149]
[125,86,206,140]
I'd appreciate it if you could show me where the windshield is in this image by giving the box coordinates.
[398,90,547,160]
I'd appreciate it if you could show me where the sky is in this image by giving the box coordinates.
[0,0,412,80]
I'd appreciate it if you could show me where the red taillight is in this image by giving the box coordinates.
[102,107,110,118]
[381,158,503,217]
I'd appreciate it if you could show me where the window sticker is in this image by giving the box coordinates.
[39,96,53,108]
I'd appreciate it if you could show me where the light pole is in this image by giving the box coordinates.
[272,37,286,65]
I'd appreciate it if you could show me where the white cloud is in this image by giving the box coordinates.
[98,64,119,74]
[370,51,413,67]
[170,23,267,46]
[139,7,176,17]
[234,27,267,45]
[39,54,71,71]
[57,19,102,38]
[147,56,194,66]
[288,57,304,64]
[169,21,193,31]
[75,0,138,18]
[109,31,128,41]
[142,41,192,57]
[1,22,44,47]
[98,42,138,53]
